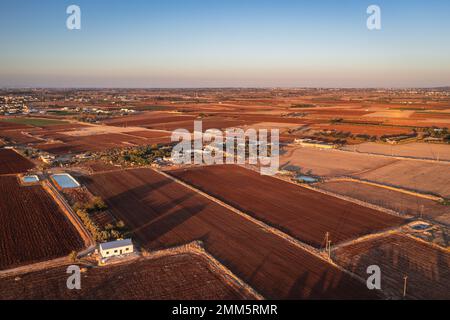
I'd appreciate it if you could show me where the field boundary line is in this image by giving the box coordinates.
[157,168,380,291]
[350,158,401,176]
[250,164,410,219]
[0,257,70,279]
[331,227,405,251]
[303,184,410,217]
[324,177,443,201]
[143,241,264,300]
[336,176,446,201]
[402,233,450,253]
[338,146,450,164]
[157,169,323,257]
[283,144,450,166]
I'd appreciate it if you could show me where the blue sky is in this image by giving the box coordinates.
[0,0,449,88]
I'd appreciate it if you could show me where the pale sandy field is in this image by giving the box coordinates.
[363,110,415,118]
[317,181,450,225]
[356,160,450,199]
[343,142,450,161]
[280,146,450,199]
[62,124,171,136]
[240,122,302,133]
[280,146,396,177]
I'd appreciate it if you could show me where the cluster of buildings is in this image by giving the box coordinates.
[0,96,38,115]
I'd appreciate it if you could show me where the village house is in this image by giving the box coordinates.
[99,239,134,259]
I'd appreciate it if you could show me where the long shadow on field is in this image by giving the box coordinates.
[334,241,450,300]
[288,268,382,299]
[84,173,205,248]
[101,179,196,222]
[136,203,206,246]
[131,192,197,234]
[81,172,174,197]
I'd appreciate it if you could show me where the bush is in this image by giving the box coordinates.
[75,207,126,242]
[68,250,78,262]
[90,196,107,211]
[105,223,114,231]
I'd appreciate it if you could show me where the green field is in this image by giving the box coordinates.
[1,117,68,127]
[138,105,170,111]
[47,110,77,116]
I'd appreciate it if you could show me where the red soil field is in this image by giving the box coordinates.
[333,234,450,299]
[0,130,42,144]
[312,124,413,136]
[0,254,254,300]
[36,133,172,155]
[169,165,406,248]
[34,142,73,155]
[144,118,251,132]
[35,123,89,132]
[384,118,450,128]
[82,168,379,299]
[411,112,450,120]
[106,114,197,127]
[0,121,31,130]
[125,130,172,139]
[0,149,35,175]
[306,109,373,117]
[24,124,90,140]
[230,114,318,125]
[0,176,84,270]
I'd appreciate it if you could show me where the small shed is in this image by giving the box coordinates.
[99,239,134,258]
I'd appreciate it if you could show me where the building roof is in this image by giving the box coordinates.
[99,239,133,251]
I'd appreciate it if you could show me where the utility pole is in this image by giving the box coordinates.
[403,276,408,299]
[420,205,424,219]
[327,240,332,260]
[324,232,332,260]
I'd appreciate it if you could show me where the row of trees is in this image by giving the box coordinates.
[102,144,172,166]
[73,196,128,242]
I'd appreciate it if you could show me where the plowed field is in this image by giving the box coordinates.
[169,165,406,247]
[0,254,254,300]
[0,149,35,175]
[333,234,450,299]
[0,176,84,270]
[82,168,379,299]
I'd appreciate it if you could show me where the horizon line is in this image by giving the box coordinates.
[1,86,449,90]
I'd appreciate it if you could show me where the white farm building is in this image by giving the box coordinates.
[99,239,134,258]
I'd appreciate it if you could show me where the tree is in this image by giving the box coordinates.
[68,250,78,262]
[110,230,122,240]
[90,196,107,211]
[116,220,125,229]
[105,223,114,231]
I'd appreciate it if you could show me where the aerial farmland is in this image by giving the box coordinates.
[1,1,450,311]
[167,165,407,247]
[0,175,84,270]
[0,87,449,301]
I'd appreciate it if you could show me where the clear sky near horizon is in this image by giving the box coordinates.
[0,0,449,88]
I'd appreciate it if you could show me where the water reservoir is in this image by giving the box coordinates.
[22,175,39,183]
[51,173,80,189]
[296,175,318,183]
